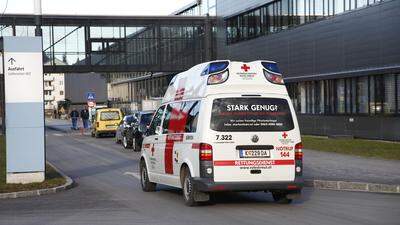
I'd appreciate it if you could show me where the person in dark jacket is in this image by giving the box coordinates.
[80,106,90,129]
[70,108,79,130]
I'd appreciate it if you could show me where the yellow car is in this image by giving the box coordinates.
[91,108,123,138]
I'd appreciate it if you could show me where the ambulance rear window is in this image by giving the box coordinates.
[210,98,294,132]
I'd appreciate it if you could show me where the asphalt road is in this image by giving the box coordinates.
[0,129,399,225]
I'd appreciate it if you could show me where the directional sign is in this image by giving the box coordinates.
[86,92,96,101]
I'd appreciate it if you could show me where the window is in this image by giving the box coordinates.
[183,101,200,133]
[162,101,200,134]
[384,75,396,114]
[211,98,294,132]
[147,106,165,135]
[60,91,64,95]
[162,104,173,133]
[226,0,383,44]
[357,76,369,114]
[100,111,120,121]
[336,79,345,114]
[288,74,400,116]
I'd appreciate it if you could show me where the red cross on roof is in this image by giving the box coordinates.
[241,64,250,72]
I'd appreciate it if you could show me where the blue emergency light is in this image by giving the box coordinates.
[201,61,229,76]
[261,62,281,74]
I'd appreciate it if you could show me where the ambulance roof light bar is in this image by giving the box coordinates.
[261,61,284,85]
[201,61,230,76]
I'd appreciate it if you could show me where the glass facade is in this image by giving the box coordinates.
[226,0,386,44]
[176,0,216,16]
[286,74,400,116]
[0,70,4,135]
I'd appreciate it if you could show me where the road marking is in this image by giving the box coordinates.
[124,171,140,180]
[53,133,64,136]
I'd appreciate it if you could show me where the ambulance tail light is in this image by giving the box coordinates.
[207,70,229,85]
[295,142,303,177]
[199,143,213,161]
[263,70,284,85]
[96,122,99,128]
[295,142,303,160]
[199,143,214,178]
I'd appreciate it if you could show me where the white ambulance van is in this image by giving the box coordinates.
[140,60,303,206]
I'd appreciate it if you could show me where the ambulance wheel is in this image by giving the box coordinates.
[122,136,132,149]
[271,191,293,204]
[182,168,197,206]
[91,131,95,137]
[140,160,156,192]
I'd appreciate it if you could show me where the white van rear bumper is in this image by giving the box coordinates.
[192,177,304,192]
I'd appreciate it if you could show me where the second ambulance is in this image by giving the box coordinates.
[140,60,303,206]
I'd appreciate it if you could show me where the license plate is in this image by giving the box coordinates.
[106,125,116,128]
[239,149,270,158]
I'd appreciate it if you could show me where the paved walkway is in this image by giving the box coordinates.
[46,119,400,185]
[303,149,400,185]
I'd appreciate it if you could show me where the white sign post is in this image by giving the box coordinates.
[2,37,45,184]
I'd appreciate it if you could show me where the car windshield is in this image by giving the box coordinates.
[210,97,294,132]
[100,111,120,121]
[140,113,153,126]
[126,115,137,123]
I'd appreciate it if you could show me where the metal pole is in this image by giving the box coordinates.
[34,0,42,36]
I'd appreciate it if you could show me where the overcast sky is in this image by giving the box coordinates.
[0,0,195,15]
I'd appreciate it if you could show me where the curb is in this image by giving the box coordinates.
[304,179,400,194]
[0,162,74,199]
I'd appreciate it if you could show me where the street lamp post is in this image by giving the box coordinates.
[34,0,42,36]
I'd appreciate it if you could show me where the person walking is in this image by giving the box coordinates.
[80,106,90,129]
[70,108,79,130]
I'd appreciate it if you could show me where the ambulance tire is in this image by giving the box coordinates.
[140,160,156,192]
[271,191,293,204]
[182,168,197,206]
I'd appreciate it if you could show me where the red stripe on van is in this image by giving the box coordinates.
[164,102,187,174]
[192,143,200,149]
[213,160,294,166]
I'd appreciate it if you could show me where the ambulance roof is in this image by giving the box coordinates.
[162,60,289,104]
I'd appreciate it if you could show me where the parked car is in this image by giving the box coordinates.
[124,110,154,151]
[115,115,138,146]
[91,108,123,138]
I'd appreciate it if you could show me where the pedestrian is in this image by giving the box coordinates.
[80,106,90,129]
[70,108,79,130]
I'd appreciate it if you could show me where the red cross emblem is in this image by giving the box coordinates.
[282,132,288,139]
[241,64,250,72]
[151,145,155,156]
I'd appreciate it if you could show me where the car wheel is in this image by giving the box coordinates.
[91,131,95,137]
[140,160,156,192]
[182,168,198,206]
[271,191,293,204]
[95,132,100,138]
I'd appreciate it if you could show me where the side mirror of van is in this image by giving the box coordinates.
[155,126,162,135]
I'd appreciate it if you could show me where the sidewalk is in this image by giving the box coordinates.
[45,118,91,135]
[45,118,400,186]
[303,149,400,185]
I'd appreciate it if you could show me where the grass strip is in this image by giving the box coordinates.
[302,135,400,160]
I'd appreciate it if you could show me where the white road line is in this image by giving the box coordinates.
[124,171,141,180]
[53,133,64,136]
